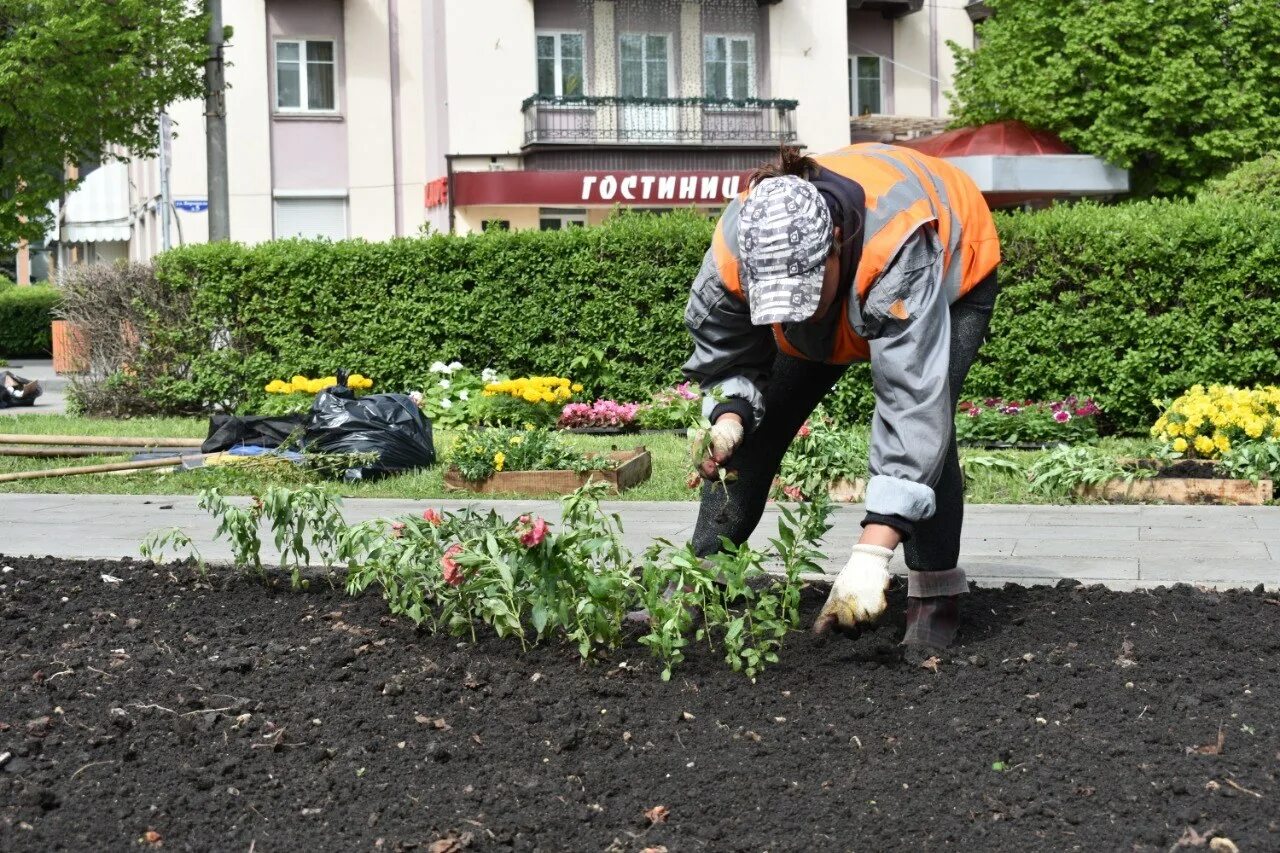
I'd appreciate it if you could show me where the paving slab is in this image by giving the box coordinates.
[2,493,1278,590]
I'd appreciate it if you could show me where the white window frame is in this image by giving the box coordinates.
[274,38,339,114]
[535,30,587,98]
[618,32,673,99]
[538,208,587,230]
[849,54,885,117]
[703,34,756,101]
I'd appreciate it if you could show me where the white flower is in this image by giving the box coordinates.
[439,397,453,409]
[429,361,449,374]
[438,379,451,389]
[448,361,464,371]
[458,390,469,401]
[481,368,498,382]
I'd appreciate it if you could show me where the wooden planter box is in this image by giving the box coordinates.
[444,447,652,496]
[1076,476,1272,506]
[51,320,87,374]
[827,478,866,503]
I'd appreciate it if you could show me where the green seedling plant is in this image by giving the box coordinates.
[1027,445,1154,498]
[960,454,1026,479]
[639,497,833,680]
[139,528,206,576]
[1219,440,1280,484]
[141,485,348,589]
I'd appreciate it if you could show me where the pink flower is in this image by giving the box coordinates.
[675,382,698,401]
[390,521,406,539]
[797,421,811,438]
[518,515,548,548]
[782,484,805,501]
[1053,410,1071,423]
[967,406,982,418]
[422,508,443,525]
[441,544,465,586]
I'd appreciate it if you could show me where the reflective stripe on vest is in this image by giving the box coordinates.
[711,145,1000,364]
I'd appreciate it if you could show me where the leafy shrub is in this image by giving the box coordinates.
[1200,152,1280,208]
[0,284,59,357]
[125,199,1280,433]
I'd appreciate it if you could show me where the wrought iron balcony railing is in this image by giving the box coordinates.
[522,95,799,147]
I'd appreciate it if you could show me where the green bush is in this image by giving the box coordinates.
[0,284,59,357]
[137,200,1280,432]
[1199,151,1280,208]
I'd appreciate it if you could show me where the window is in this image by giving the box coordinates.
[850,55,883,116]
[536,32,585,97]
[275,40,337,111]
[539,209,586,230]
[704,36,754,100]
[274,196,346,240]
[619,34,670,98]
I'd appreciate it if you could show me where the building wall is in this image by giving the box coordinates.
[266,0,349,193]
[225,0,274,243]
[847,10,894,114]
[769,0,849,154]
[442,0,535,156]
[454,205,540,236]
[344,0,397,239]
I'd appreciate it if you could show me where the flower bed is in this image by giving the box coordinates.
[557,399,640,433]
[773,409,869,502]
[443,428,651,494]
[6,553,1277,850]
[258,371,374,416]
[956,395,1100,447]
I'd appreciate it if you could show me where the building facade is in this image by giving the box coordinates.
[34,0,979,274]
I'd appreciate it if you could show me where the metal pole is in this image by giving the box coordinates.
[205,0,230,241]
[159,113,172,251]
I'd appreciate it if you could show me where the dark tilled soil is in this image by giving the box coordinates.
[1,555,1278,853]
[1142,460,1232,480]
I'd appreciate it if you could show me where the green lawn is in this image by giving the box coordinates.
[0,413,1153,504]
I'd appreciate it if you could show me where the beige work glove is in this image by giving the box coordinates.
[813,544,894,634]
[694,418,744,479]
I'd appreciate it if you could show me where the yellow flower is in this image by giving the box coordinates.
[522,390,541,403]
[265,379,291,394]
[1194,435,1215,456]
[1214,434,1231,454]
[571,383,584,393]
[509,436,523,446]
[1172,437,1188,453]
[493,451,506,472]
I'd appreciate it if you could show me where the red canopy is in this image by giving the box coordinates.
[899,120,1073,157]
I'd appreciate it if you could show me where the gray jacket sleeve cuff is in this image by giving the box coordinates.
[865,475,937,522]
[701,375,765,428]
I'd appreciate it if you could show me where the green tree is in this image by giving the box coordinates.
[0,0,206,247]
[948,0,1280,196]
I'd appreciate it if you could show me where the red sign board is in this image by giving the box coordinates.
[451,170,749,207]
[424,177,448,208]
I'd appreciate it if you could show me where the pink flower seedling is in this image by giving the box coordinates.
[1053,410,1071,423]
[390,521,406,539]
[441,544,465,586]
[422,508,443,525]
[797,421,811,438]
[516,514,549,548]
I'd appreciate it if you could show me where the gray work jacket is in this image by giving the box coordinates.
[682,226,951,524]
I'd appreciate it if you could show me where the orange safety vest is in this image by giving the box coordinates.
[710,143,1001,364]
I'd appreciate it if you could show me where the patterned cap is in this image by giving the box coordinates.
[737,175,833,325]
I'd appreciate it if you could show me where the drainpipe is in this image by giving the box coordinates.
[387,0,405,237]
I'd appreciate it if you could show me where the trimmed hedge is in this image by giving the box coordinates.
[0,284,59,358]
[139,200,1280,432]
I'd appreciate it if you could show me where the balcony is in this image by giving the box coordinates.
[847,0,924,19]
[522,95,799,148]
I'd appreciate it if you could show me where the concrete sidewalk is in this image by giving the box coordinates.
[2,493,1277,590]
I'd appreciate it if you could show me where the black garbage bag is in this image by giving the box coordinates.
[305,391,435,479]
[202,414,307,454]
